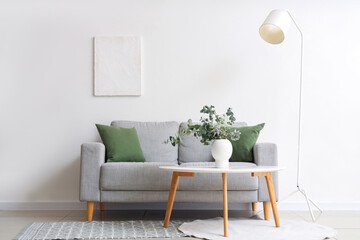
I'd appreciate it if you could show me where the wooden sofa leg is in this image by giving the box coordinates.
[252,202,257,212]
[87,202,95,221]
[263,201,271,220]
[99,202,105,211]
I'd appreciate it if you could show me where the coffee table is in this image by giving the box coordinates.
[159,165,285,237]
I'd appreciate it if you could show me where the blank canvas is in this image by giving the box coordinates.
[94,36,141,96]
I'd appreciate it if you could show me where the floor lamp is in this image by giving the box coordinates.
[259,9,322,222]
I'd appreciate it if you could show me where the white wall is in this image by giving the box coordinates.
[1,0,360,210]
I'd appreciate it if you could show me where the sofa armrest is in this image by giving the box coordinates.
[253,143,279,202]
[80,142,105,202]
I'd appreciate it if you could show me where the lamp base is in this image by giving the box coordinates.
[280,186,323,222]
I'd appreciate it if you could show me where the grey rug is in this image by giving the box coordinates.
[14,220,186,240]
[179,216,338,240]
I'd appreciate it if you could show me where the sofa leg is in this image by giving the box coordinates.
[263,201,271,220]
[87,202,95,221]
[99,202,105,211]
[252,202,257,212]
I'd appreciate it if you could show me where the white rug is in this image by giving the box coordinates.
[178,216,337,240]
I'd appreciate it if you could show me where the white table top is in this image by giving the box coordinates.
[159,165,285,174]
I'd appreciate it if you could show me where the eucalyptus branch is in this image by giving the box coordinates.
[164,105,241,146]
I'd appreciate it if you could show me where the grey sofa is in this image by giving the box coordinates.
[80,121,278,221]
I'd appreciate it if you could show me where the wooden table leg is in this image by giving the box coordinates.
[265,172,280,227]
[222,173,228,237]
[164,171,194,227]
[251,172,280,227]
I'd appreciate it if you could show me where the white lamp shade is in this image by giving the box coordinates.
[259,9,291,44]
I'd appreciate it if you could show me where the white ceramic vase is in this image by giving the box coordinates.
[211,139,233,168]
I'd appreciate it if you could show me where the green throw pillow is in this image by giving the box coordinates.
[229,123,265,162]
[95,124,145,162]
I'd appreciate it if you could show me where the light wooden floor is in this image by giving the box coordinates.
[0,209,359,239]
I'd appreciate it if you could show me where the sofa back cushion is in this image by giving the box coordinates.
[178,122,247,163]
[111,121,179,163]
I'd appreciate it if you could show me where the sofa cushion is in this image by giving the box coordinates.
[230,123,265,163]
[178,162,258,191]
[95,124,145,162]
[178,122,247,163]
[111,121,179,163]
[100,162,178,191]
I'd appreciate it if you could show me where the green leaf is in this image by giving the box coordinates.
[164,105,238,146]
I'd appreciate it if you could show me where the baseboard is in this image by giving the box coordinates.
[277,202,360,211]
[1,201,359,211]
[0,202,87,211]
[0,202,250,211]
